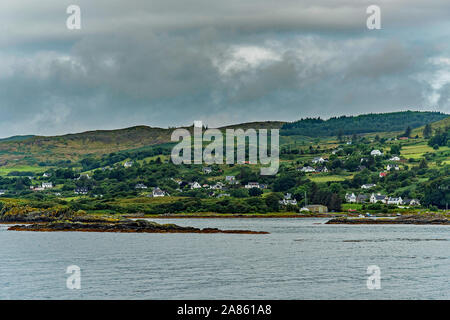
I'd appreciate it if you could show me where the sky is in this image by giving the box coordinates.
[0,0,449,138]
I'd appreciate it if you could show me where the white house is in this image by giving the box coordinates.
[315,166,328,173]
[76,173,91,180]
[280,198,297,206]
[389,156,401,161]
[210,182,224,190]
[299,166,315,173]
[345,193,357,203]
[245,182,260,189]
[370,193,387,204]
[123,161,133,168]
[361,183,376,189]
[404,198,421,206]
[370,150,382,156]
[74,187,88,195]
[152,187,165,197]
[225,176,236,183]
[279,193,297,206]
[387,197,403,205]
[42,173,51,178]
[41,182,53,189]
[135,183,148,189]
[312,157,325,164]
[387,164,399,171]
[190,182,202,189]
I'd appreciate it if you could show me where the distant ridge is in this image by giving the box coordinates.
[0,112,447,164]
[0,121,284,164]
[0,135,35,142]
[281,111,449,136]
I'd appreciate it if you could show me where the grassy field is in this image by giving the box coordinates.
[307,174,351,182]
[341,203,363,210]
[0,165,45,176]
[400,143,435,159]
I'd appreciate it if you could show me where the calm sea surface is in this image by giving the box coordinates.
[0,218,449,299]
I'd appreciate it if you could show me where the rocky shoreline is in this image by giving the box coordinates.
[326,215,450,225]
[7,220,269,234]
[0,206,269,234]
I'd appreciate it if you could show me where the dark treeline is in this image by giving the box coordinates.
[281,111,448,136]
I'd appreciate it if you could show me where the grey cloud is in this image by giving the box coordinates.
[0,1,449,137]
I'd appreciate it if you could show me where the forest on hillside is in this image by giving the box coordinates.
[281,111,448,136]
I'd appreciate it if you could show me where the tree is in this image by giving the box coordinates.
[248,187,263,197]
[419,158,428,169]
[328,193,342,212]
[390,144,401,155]
[273,175,296,192]
[404,126,412,138]
[337,130,344,142]
[423,123,432,138]
[265,193,282,212]
[230,188,249,198]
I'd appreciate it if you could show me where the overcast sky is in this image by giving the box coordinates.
[0,0,449,137]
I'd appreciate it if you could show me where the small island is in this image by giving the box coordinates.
[1,205,269,234]
[7,220,269,234]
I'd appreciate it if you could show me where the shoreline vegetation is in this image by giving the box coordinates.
[1,203,448,234]
[121,213,347,219]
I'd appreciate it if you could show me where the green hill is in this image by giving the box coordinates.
[0,112,447,166]
[412,117,450,137]
[0,135,35,142]
[281,111,449,137]
[0,122,284,165]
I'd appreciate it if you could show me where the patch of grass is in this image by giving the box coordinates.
[342,203,363,210]
[0,165,45,176]
[401,143,434,159]
[308,174,350,182]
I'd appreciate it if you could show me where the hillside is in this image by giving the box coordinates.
[0,112,447,166]
[0,121,285,165]
[0,135,35,142]
[281,111,449,137]
[412,116,450,137]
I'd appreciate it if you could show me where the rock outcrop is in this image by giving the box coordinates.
[326,214,449,225]
[7,219,269,234]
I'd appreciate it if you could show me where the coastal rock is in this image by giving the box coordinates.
[7,219,269,234]
[325,214,449,225]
